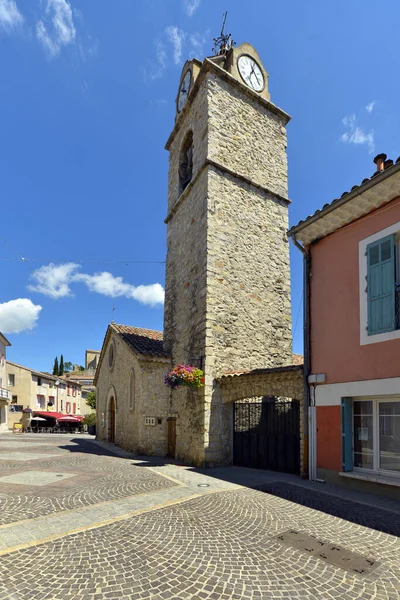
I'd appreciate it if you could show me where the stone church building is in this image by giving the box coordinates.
[95,42,305,471]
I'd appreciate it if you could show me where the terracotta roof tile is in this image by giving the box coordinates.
[111,323,168,358]
[292,353,304,365]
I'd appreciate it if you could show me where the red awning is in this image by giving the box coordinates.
[33,411,65,419]
[33,411,83,421]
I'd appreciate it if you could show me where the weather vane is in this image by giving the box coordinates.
[212,11,235,56]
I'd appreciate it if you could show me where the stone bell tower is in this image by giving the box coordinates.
[164,42,293,467]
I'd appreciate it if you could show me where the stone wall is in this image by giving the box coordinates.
[96,331,170,456]
[164,77,210,466]
[206,166,292,375]
[166,77,208,214]
[207,73,289,199]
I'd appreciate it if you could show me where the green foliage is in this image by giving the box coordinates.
[86,391,96,410]
[78,365,85,372]
[82,413,96,426]
[63,361,73,373]
[52,357,59,376]
[59,355,64,375]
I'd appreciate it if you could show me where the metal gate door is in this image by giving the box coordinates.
[233,398,300,474]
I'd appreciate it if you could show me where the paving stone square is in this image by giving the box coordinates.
[0,434,398,600]
[0,451,60,461]
[0,442,53,449]
[0,470,78,486]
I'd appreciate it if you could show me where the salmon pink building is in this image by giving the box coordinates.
[290,154,400,498]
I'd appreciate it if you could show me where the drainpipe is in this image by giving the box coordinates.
[291,235,313,479]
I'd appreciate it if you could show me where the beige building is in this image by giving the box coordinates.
[0,333,11,432]
[96,41,304,469]
[6,362,83,429]
[59,372,95,416]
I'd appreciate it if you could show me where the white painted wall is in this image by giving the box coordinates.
[315,378,400,406]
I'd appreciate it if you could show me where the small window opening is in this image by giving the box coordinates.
[179,131,193,195]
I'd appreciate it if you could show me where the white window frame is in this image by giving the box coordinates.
[353,395,400,477]
[359,220,400,345]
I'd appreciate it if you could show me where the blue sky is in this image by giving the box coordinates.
[1,0,399,372]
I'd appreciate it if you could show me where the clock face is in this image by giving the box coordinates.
[177,70,192,112]
[237,55,264,92]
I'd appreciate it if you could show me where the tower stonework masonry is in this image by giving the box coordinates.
[164,43,293,467]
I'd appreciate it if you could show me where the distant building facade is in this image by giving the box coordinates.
[85,349,100,371]
[6,361,83,429]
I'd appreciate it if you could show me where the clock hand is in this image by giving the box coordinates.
[250,66,261,86]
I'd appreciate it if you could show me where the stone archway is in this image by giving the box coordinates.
[216,365,306,474]
[108,396,116,443]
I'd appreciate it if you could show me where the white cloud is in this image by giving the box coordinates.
[29,263,165,307]
[0,299,42,334]
[36,0,76,58]
[146,38,167,81]
[340,113,375,154]
[189,30,208,57]
[131,283,165,306]
[166,25,186,65]
[75,272,165,306]
[28,262,78,298]
[365,101,376,113]
[0,0,23,31]
[184,0,200,17]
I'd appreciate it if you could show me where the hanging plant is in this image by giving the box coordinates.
[22,407,32,413]
[47,401,54,407]
[164,364,205,390]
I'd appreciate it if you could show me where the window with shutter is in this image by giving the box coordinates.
[367,234,396,335]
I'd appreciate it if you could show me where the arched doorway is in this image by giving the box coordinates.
[108,396,115,443]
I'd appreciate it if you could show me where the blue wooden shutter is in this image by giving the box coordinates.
[341,397,353,472]
[367,234,396,335]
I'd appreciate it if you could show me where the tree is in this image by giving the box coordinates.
[52,357,59,376]
[78,365,85,372]
[86,391,96,410]
[59,355,64,376]
[63,361,73,373]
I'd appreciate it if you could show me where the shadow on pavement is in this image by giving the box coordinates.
[256,481,400,537]
[61,438,400,537]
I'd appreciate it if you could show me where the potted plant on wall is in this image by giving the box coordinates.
[164,364,205,390]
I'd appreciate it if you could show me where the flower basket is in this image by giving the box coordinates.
[164,364,205,390]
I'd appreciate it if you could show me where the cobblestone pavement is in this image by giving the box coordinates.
[0,436,177,524]
[0,435,399,599]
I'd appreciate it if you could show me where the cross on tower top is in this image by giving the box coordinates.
[212,11,235,56]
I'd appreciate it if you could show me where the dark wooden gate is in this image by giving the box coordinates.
[233,398,300,474]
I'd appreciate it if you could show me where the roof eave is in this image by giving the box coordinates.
[289,161,400,245]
